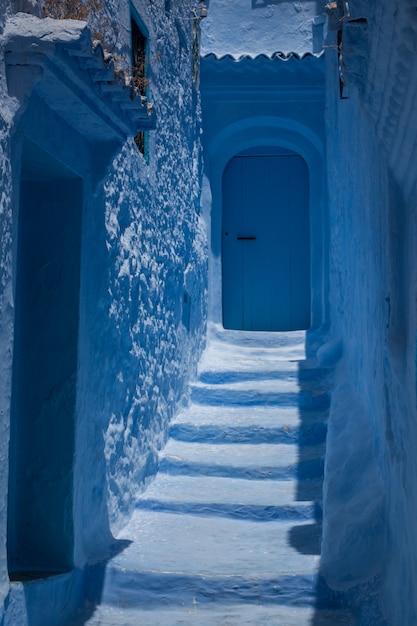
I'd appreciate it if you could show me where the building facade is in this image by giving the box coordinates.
[0,1,208,622]
[1,0,417,623]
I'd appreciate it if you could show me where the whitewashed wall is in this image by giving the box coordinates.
[0,1,208,621]
[74,1,208,553]
[322,1,417,622]
[201,0,325,57]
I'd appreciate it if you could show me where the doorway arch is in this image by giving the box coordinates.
[203,116,327,332]
[222,146,310,331]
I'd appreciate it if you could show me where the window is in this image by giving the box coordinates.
[131,16,149,158]
[131,17,147,97]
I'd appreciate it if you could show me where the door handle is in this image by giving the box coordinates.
[237,236,256,240]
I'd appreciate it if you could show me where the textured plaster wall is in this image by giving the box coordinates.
[322,5,417,621]
[201,0,326,57]
[0,0,207,620]
[74,0,208,553]
[78,147,207,544]
[322,59,390,603]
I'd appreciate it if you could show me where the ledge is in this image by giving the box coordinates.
[201,52,325,92]
[4,13,156,145]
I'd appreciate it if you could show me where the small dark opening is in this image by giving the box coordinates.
[7,140,82,580]
[134,131,146,155]
[192,18,201,85]
[131,18,147,98]
[182,291,191,330]
[131,17,149,159]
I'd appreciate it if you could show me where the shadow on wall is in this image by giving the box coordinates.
[69,539,132,626]
[0,538,132,626]
[289,331,349,624]
[298,331,390,626]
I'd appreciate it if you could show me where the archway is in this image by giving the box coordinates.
[203,116,326,332]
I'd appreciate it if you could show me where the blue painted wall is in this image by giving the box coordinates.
[3,1,417,624]
[0,1,208,621]
[201,0,325,57]
[320,2,417,623]
[200,52,327,336]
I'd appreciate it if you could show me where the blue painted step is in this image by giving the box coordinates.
[190,384,330,409]
[159,440,325,481]
[169,420,328,445]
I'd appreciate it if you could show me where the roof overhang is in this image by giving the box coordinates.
[4,13,156,147]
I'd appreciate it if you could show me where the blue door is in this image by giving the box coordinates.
[222,152,310,331]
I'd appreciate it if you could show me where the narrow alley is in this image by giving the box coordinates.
[76,329,355,625]
[2,2,417,624]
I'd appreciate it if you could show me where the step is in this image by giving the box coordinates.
[136,474,322,521]
[190,383,330,409]
[171,407,328,451]
[170,413,327,445]
[192,377,304,394]
[172,404,328,430]
[197,366,330,388]
[102,511,321,579]
[169,422,327,445]
[205,326,307,349]
[198,348,314,370]
[76,329,337,625]
[81,604,356,626]
[100,569,322,608]
[159,440,325,481]
[192,375,329,396]
[141,474,322,507]
[135,498,321,523]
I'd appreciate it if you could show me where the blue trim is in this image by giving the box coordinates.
[130,4,149,38]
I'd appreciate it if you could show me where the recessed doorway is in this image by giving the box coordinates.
[7,140,82,579]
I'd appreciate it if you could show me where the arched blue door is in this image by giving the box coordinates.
[222,150,310,331]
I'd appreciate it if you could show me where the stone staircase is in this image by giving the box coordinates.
[77,329,355,625]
